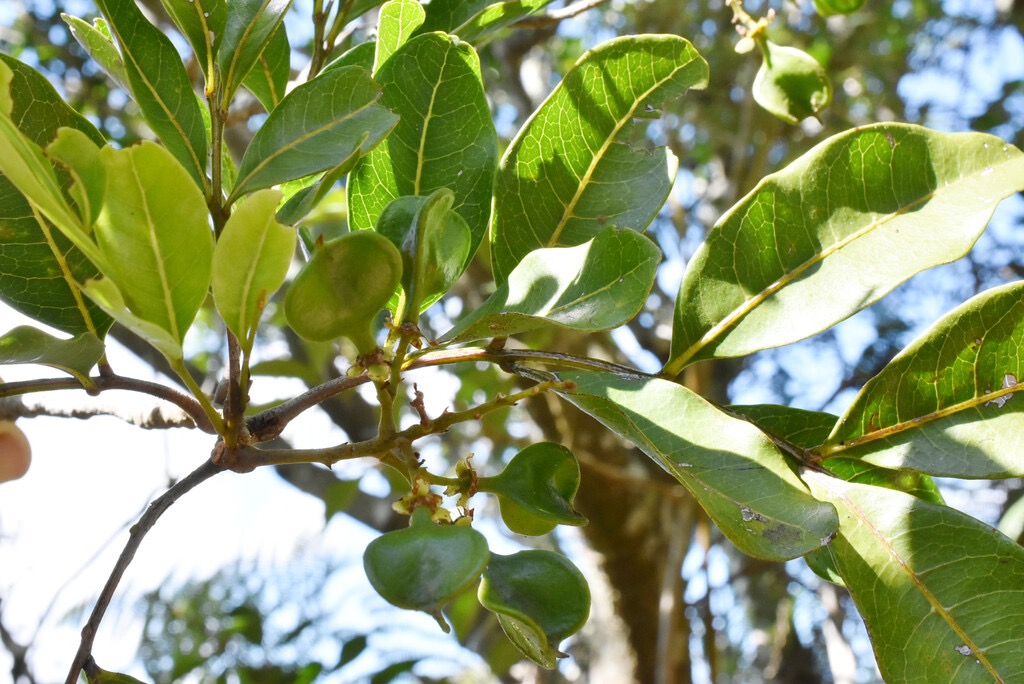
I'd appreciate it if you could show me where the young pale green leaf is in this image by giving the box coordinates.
[364,507,490,631]
[0,326,103,384]
[212,189,296,352]
[752,41,832,125]
[0,56,111,337]
[46,128,105,228]
[550,370,839,560]
[322,41,376,74]
[348,32,498,258]
[61,14,129,91]
[275,151,361,226]
[159,0,226,88]
[478,551,590,669]
[216,0,292,105]
[95,142,213,345]
[489,35,708,282]
[667,125,1024,375]
[419,0,557,42]
[83,278,184,363]
[231,65,398,201]
[477,443,587,536]
[375,189,472,319]
[820,280,1024,478]
[94,0,209,190]
[804,472,1024,683]
[440,228,660,344]
[242,20,289,111]
[374,0,425,71]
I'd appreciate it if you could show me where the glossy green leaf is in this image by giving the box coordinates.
[159,0,226,88]
[94,0,209,189]
[61,14,129,91]
[549,370,839,560]
[420,0,557,41]
[322,41,376,74]
[275,155,359,226]
[375,189,472,319]
[667,124,1024,375]
[440,227,660,344]
[804,472,1024,683]
[242,20,289,111]
[813,0,866,16]
[283,231,403,353]
[375,0,425,70]
[231,65,398,201]
[0,56,111,337]
[363,507,489,631]
[212,189,296,352]
[820,280,1024,478]
[478,442,587,536]
[0,326,103,383]
[489,35,708,282]
[752,41,832,124]
[478,550,590,669]
[348,32,498,258]
[94,142,213,346]
[216,0,292,105]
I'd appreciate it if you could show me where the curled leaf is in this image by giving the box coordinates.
[753,41,832,124]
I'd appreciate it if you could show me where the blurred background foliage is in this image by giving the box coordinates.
[1,0,1023,682]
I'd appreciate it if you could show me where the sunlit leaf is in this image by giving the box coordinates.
[804,472,1024,683]
[242,19,289,111]
[490,35,708,282]
[348,32,498,257]
[820,280,1024,478]
[420,0,557,42]
[216,0,292,105]
[752,41,832,124]
[231,65,397,201]
[0,326,103,383]
[61,14,129,91]
[159,0,226,88]
[440,228,660,344]
[549,370,838,560]
[374,0,425,70]
[94,0,209,189]
[46,127,105,228]
[667,124,1024,374]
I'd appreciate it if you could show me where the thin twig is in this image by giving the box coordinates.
[246,373,370,442]
[0,376,216,433]
[13,402,197,430]
[516,0,609,28]
[63,459,225,684]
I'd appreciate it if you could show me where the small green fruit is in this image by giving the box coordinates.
[363,507,490,631]
[813,0,865,16]
[0,420,31,483]
[753,41,832,124]
[284,231,402,354]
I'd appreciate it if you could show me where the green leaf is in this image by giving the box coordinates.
[348,32,498,258]
[752,41,832,125]
[820,280,1024,478]
[813,0,866,16]
[363,507,490,631]
[158,0,227,88]
[666,124,1024,375]
[489,35,708,282]
[242,20,290,111]
[231,65,398,201]
[216,0,292,106]
[0,326,104,384]
[46,128,106,228]
[478,442,587,536]
[726,403,837,450]
[94,142,213,345]
[94,0,209,190]
[322,41,376,74]
[61,14,129,91]
[804,472,1024,683]
[212,189,296,353]
[550,370,839,560]
[420,0,557,42]
[375,189,472,319]
[283,231,403,353]
[83,277,184,363]
[440,227,660,344]
[478,550,590,669]
[275,154,359,226]
[0,56,111,336]
[374,0,425,71]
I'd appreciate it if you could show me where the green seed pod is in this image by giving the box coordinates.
[284,231,402,354]
[753,41,832,124]
[813,0,865,16]
[363,507,490,631]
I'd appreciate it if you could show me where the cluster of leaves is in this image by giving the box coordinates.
[0,0,1023,681]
